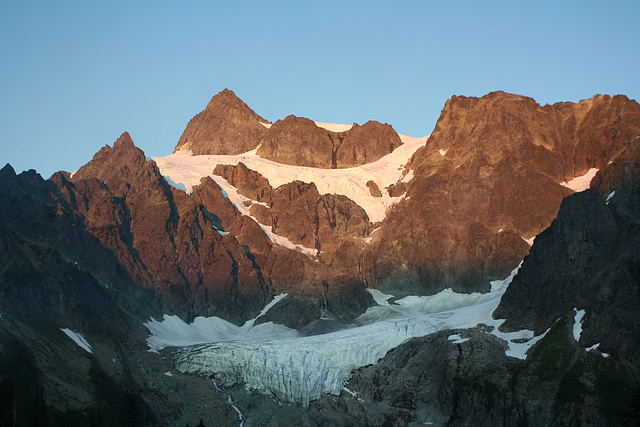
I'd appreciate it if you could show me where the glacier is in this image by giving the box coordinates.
[145,264,551,406]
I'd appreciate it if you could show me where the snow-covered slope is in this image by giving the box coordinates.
[152,130,428,223]
[149,266,546,406]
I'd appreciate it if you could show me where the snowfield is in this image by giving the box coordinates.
[152,131,429,224]
[145,265,548,406]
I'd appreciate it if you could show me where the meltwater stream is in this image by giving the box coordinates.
[146,266,543,406]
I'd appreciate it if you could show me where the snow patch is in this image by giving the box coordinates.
[314,122,353,132]
[573,308,586,342]
[366,288,394,306]
[61,328,92,353]
[522,236,535,246]
[164,371,173,376]
[606,191,615,205]
[401,169,414,183]
[259,224,318,257]
[586,343,610,357]
[561,168,599,192]
[439,148,448,156]
[447,334,469,344]
[342,386,364,402]
[259,122,272,129]
[242,294,288,329]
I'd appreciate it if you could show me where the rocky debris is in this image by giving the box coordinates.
[174,88,269,155]
[363,92,640,296]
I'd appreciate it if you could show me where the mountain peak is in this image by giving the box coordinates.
[203,88,266,122]
[0,163,17,179]
[205,88,240,108]
[71,132,148,188]
[113,131,135,148]
[174,89,269,155]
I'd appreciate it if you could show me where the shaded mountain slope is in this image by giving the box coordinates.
[494,147,640,366]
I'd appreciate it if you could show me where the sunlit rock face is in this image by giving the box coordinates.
[363,92,640,296]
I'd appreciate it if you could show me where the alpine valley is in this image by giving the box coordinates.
[1,89,639,426]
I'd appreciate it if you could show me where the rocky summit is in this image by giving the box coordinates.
[0,89,639,426]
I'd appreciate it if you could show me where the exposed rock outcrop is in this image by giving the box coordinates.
[212,163,273,203]
[256,117,402,169]
[251,180,371,257]
[338,121,402,166]
[256,115,335,168]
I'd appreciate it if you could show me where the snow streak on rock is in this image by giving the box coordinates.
[573,308,586,342]
[61,328,92,353]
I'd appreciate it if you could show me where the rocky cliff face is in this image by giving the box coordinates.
[54,132,271,323]
[363,92,640,295]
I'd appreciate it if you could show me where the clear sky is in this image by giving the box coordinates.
[1,1,639,178]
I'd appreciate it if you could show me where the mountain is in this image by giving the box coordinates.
[0,89,638,425]
[177,88,403,169]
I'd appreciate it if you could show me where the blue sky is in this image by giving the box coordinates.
[1,1,639,178]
